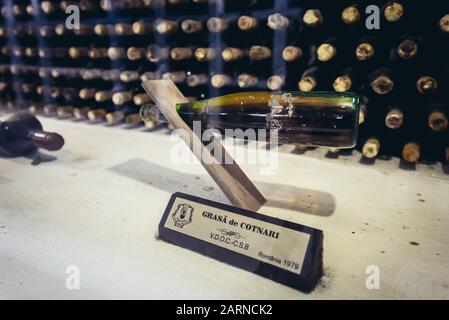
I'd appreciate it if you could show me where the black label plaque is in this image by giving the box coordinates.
[159,192,323,293]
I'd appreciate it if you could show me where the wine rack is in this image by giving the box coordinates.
[0,0,448,164]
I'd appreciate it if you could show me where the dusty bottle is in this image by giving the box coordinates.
[142,91,360,148]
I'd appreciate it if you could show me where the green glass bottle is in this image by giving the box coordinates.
[143,91,360,148]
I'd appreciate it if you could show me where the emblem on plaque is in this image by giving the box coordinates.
[172,203,194,228]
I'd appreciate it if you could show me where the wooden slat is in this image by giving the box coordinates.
[142,80,266,211]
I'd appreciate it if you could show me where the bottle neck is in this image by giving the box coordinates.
[27,129,65,151]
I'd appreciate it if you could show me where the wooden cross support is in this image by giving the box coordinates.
[142,80,266,212]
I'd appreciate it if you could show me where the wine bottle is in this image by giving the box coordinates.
[385,107,404,129]
[125,113,143,125]
[358,97,368,125]
[186,74,208,87]
[112,91,134,105]
[68,47,89,59]
[355,37,376,62]
[207,17,229,33]
[87,109,107,121]
[28,103,44,115]
[170,47,194,61]
[41,1,57,15]
[382,1,404,23]
[341,4,360,25]
[39,25,56,37]
[333,68,355,92]
[266,75,284,91]
[267,13,290,31]
[149,91,360,148]
[416,76,438,94]
[12,4,27,17]
[26,4,36,16]
[89,48,109,59]
[76,0,98,12]
[119,70,140,83]
[402,141,420,163]
[79,88,97,100]
[127,47,146,61]
[211,74,232,88]
[73,24,95,36]
[439,14,449,33]
[222,47,245,62]
[132,21,153,35]
[237,15,259,32]
[249,45,271,61]
[44,103,59,116]
[95,89,113,102]
[370,68,394,95]
[108,47,127,60]
[38,47,67,59]
[181,19,203,34]
[194,48,216,62]
[133,93,151,106]
[147,45,169,62]
[94,24,114,36]
[302,9,323,28]
[0,111,64,156]
[106,106,138,125]
[114,23,133,36]
[391,36,420,61]
[62,87,78,102]
[298,66,320,92]
[362,137,380,158]
[316,37,338,63]
[237,74,258,88]
[155,19,178,35]
[101,0,156,11]
[140,71,161,82]
[162,71,187,84]
[56,106,74,119]
[428,110,448,132]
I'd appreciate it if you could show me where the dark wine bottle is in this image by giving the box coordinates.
[0,111,64,156]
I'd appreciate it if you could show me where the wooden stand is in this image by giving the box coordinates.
[142,80,266,211]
